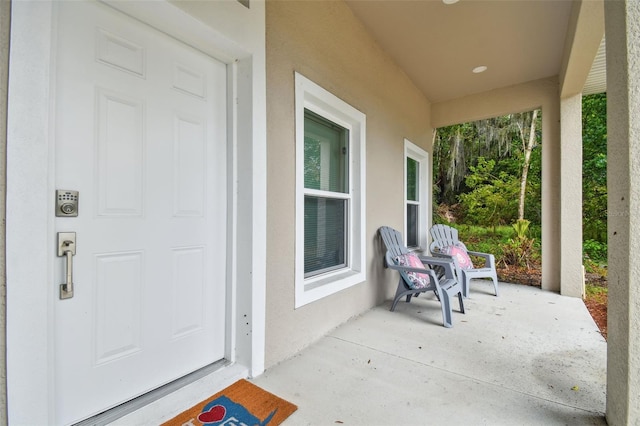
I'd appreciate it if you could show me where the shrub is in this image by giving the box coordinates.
[583,239,607,264]
[500,219,538,268]
[457,158,520,227]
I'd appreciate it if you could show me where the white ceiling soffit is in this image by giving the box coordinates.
[583,36,607,95]
[345,0,605,103]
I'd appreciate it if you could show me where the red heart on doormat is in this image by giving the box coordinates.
[198,405,226,423]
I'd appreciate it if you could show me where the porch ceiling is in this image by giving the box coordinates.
[345,0,605,103]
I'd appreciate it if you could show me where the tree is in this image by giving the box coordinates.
[458,158,520,227]
[433,110,542,226]
[582,93,607,245]
[516,109,539,220]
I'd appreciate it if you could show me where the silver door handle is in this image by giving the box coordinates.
[58,232,76,299]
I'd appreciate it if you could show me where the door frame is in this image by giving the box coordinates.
[6,1,267,424]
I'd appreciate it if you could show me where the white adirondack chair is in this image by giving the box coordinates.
[379,226,465,328]
[429,224,499,298]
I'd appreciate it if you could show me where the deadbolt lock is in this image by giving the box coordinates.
[56,190,79,217]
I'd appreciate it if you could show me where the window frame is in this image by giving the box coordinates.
[404,139,429,252]
[295,72,366,308]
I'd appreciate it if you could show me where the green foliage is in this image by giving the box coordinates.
[454,224,541,270]
[433,110,542,227]
[457,158,520,226]
[585,283,608,298]
[455,225,513,257]
[582,93,608,244]
[512,218,530,239]
[583,239,607,264]
[432,97,609,273]
[500,219,538,268]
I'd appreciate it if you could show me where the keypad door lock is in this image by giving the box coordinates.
[56,190,79,217]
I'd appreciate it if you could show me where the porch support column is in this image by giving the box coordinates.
[559,94,584,297]
[605,1,640,424]
[0,0,10,423]
[541,93,562,293]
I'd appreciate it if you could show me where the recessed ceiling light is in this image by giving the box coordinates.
[442,0,459,4]
[472,66,488,74]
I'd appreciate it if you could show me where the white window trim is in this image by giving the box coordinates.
[294,72,366,308]
[404,139,429,251]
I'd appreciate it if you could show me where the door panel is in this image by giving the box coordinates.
[53,2,228,424]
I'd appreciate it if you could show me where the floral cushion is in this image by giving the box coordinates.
[394,252,431,290]
[441,244,473,270]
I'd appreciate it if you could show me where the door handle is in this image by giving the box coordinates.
[58,232,76,299]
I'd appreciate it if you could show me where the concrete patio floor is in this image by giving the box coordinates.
[252,281,608,426]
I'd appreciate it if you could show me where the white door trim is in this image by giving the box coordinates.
[6,1,266,424]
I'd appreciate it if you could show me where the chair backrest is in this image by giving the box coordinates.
[429,224,460,252]
[379,226,410,259]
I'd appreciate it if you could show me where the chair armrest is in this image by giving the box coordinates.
[417,255,458,280]
[387,263,438,281]
[466,251,496,268]
[429,251,449,259]
[386,263,440,293]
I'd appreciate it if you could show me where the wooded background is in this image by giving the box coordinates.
[432,93,607,266]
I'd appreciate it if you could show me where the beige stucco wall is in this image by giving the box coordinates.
[431,78,562,293]
[559,94,584,298]
[265,0,432,368]
[1,0,10,422]
[605,1,640,424]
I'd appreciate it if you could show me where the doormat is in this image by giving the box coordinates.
[162,379,297,426]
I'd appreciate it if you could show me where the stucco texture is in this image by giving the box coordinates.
[1,0,10,422]
[265,0,431,368]
[605,1,640,424]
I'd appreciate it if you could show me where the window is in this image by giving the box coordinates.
[295,73,366,308]
[406,156,420,248]
[303,111,349,277]
[404,139,429,251]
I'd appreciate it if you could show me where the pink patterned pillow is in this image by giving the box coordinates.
[394,252,431,289]
[441,245,473,269]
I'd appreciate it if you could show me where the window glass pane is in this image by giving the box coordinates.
[407,157,419,201]
[304,196,347,276]
[407,203,419,248]
[304,110,349,193]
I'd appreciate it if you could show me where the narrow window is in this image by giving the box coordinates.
[295,73,366,307]
[404,139,429,251]
[406,156,420,248]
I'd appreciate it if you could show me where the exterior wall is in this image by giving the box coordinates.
[605,1,640,424]
[431,78,562,293]
[171,0,268,378]
[5,1,266,422]
[265,0,432,368]
[0,0,10,423]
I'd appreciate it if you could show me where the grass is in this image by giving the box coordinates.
[454,224,542,265]
[455,225,513,255]
[586,283,608,300]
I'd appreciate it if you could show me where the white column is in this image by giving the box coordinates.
[541,96,562,292]
[0,1,11,424]
[560,94,584,297]
[605,1,640,424]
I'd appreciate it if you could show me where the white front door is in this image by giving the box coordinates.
[53,2,227,423]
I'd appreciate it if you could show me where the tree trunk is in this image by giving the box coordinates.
[518,109,538,220]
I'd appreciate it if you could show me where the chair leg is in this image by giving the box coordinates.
[462,273,470,298]
[439,292,453,328]
[391,279,418,311]
[491,273,499,296]
[390,280,405,311]
[457,291,465,314]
